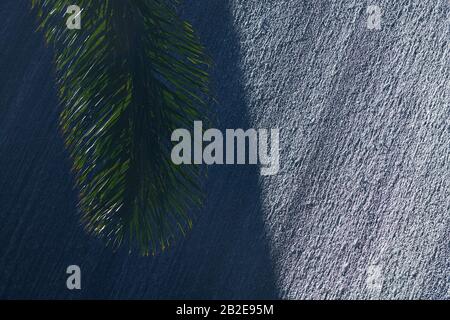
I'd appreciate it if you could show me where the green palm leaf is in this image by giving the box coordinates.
[32,0,211,255]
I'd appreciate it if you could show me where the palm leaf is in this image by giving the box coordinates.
[32,0,211,255]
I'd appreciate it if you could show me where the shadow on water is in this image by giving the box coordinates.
[0,0,277,299]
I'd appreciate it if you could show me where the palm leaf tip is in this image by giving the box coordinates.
[33,0,211,255]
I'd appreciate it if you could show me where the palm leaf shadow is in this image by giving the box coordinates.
[0,0,277,299]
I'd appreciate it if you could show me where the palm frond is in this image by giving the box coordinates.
[32,0,211,255]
